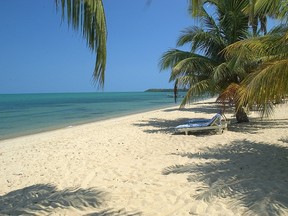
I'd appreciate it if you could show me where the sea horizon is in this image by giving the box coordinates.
[0,91,204,140]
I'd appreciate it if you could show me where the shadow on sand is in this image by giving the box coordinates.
[0,184,141,216]
[228,118,288,134]
[133,117,191,134]
[134,102,232,134]
[163,139,288,215]
[135,106,288,136]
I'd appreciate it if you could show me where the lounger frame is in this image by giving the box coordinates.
[177,123,228,135]
[175,113,228,135]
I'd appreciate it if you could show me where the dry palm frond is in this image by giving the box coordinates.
[216,83,240,113]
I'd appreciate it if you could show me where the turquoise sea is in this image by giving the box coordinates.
[0,92,194,140]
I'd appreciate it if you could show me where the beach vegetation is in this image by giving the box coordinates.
[220,1,288,118]
[161,0,288,122]
[223,25,288,117]
[160,0,257,122]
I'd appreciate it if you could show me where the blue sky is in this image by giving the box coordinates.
[0,0,194,93]
[0,1,279,94]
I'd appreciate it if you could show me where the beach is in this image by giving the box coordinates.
[1,98,288,215]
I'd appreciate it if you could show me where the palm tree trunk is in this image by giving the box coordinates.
[236,107,249,123]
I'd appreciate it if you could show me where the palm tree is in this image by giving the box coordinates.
[218,0,288,118]
[55,0,107,87]
[160,0,251,122]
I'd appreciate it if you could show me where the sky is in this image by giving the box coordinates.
[0,1,279,94]
[0,0,194,93]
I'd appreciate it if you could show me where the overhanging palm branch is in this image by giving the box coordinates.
[213,62,231,82]
[177,27,226,60]
[180,79,212,107]
[172,55,215,78]
[160,49,215,85]
[160,49,195,71]
[216,83,240,103]
[216,83,240,113]
[55,0,107,87]
[239,59,288,104]
[225,26,288,116]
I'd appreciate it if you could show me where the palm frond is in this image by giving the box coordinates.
[172,55,215,75]
[213,63,230,82]
[180,80,212,107]
[55,0,107,87]
[176,26,203,48]
[176,75,198,87]
[159,49,197,71]
[200,8,220,33]
[254,0,282,16]
[216,83,240,103]
[238,59,288,117]
[188,0,207,17]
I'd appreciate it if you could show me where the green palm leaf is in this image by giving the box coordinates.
[159,49,196,71]
[240,59,288,105]
[180,80,212,107]
[55,0,107,87]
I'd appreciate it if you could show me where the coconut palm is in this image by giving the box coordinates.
[160,0,251,122]
[55,0,107,87]
[219,0,288,117]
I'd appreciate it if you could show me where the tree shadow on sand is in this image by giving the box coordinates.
[134,116,225,135]
[228,118,288,134]
[134,102,230,134]
[279,136,288,144]
[163,140,288,215]
[0,184,141,216]
[133,118,190,134]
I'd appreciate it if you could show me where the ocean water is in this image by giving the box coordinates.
[0,92,189,140]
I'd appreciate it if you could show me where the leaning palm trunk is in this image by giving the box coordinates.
[235,105,250,123]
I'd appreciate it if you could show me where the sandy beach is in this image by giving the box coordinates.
[1,98,288,215]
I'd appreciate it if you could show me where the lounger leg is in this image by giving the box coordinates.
[217,127,222,134]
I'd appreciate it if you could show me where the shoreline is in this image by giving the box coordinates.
[1,94,209,141]
[1,98,288,215]
[0,103,179,141]
[0,91,184,141]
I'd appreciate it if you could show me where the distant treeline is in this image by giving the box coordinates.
[145,89,187,92]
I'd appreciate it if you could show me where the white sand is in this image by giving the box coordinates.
[1,98,288,215]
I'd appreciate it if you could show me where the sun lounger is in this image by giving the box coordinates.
[175,113,227,135]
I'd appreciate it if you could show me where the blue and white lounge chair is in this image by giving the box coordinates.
[175,113,227,135]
